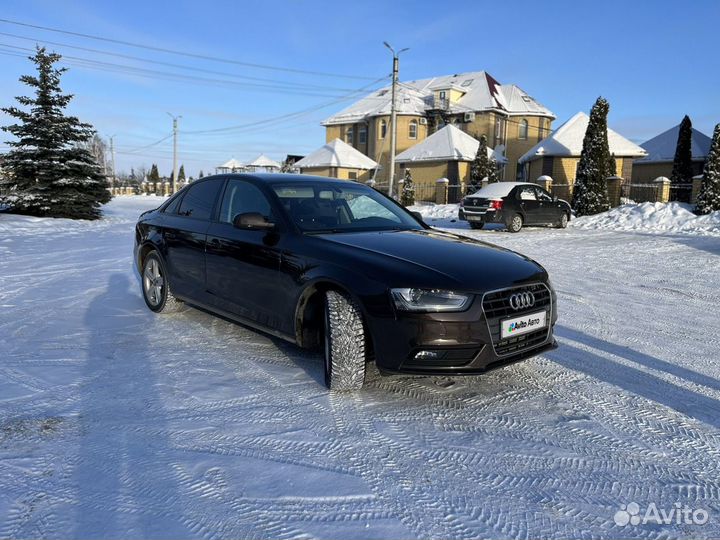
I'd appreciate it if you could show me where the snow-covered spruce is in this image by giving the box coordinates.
[324,290,366,391]
[696,123,720,214]
[467,134,498,195]
[0,47,110,220]
[571,97,613,216]
[670,114,695,202]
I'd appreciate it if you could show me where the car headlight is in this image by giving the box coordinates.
[391,288,472,312]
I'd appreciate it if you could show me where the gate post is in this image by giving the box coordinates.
[435,178,449,204]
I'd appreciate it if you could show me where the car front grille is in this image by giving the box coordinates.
[482,283,552,356]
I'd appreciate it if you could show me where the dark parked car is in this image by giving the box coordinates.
[135,174,558,391]
[459,182,572,232]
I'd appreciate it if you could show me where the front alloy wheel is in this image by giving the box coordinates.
[323,290,366,391]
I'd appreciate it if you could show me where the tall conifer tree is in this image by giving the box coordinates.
[572,97,613,216]
[0,47,110,219]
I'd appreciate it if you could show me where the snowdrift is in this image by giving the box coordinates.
[569,202,720,236]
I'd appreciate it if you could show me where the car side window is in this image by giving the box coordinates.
[518,186,537,201]
[219,179,273,224]
[163,193,183,214]
[177,179,223,220]
[535,187,553,201]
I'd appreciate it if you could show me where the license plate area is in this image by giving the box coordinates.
[500,310,547,339]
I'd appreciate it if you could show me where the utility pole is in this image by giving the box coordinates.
[383,42,409,199]
[109,135,116,186]
[167,112,181,194]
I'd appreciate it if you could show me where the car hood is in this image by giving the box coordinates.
[313,228,547,291]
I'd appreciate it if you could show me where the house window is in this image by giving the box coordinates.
[495,117,505,143]
[408,119,418,139]
[346,126,354,144]
[439,90,446,100]
[358,125,367,145]
[518,119,528,140]
[379,119,387,139]
[348,171,357,180]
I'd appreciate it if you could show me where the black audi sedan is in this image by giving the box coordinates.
[134,174,558,391]
[459,182,572,232]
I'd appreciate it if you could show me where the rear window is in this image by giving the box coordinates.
[177,179,224,220]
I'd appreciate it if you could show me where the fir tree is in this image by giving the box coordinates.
[400,168,415,206]
[670,115,694,202]
[467,134,497,195]
[0,47,110,219]
[695,123,720,214]
[147,164,160,183]
[178,164,186,183]
[572,97,613,216]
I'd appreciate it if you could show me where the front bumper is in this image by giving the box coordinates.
[365,284,558,375]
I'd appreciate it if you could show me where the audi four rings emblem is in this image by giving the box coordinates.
[509,291,535,310]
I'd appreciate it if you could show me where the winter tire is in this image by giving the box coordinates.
[507,213,523,233]
[469,222,484,230]
[323,290,366,391]
[141,251,185,313]
[556,213,569,229]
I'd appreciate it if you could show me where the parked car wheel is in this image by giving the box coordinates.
[556,212,569,229]
[469,222,484,230]
[141,251,185,313]
[324,290,366,391]
[507,214,523,233]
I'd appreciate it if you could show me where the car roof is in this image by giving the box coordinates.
[205,172,363,186]
[467,181,537,198]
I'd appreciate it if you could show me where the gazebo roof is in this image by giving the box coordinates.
[247,154,282,169]
[395,124,507,164]
[294,139,378,169]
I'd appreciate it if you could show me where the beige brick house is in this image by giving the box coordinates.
[518,112,647,199]
[322,71,554,184]
[632,124,711,182]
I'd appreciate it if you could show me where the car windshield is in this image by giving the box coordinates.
[272,182,423,233]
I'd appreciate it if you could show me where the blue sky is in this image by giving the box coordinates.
[1,0,718,177]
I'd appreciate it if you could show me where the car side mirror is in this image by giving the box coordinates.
[233,212,276,231]
[552,195,558,202]
[411,211,424,223]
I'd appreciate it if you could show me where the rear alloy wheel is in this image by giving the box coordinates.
[556,212,569,229]
[507,213,523,233]
[469,222,484,230]
[323,290,366,391]
[141,251,185,313]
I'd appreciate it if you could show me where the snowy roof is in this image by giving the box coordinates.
[395,124,508,164]
[247,154,282,169]
[294,138,378,170]
[518,112,647,163]
[635,124,712,163]
[218,158,244,169]
[323,71,554,125]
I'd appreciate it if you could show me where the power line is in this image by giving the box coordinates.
[0,31,363,92]
[0,18,379,81]
[183,76,389,136]
[0,43,361,98]
[120,133,173,154]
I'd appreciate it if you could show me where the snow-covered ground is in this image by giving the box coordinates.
[1,196,720,539]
